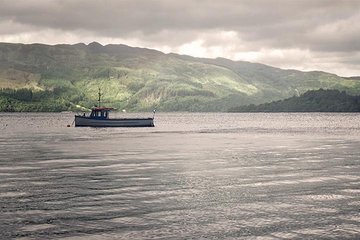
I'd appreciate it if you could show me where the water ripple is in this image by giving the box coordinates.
[1,113,360,239]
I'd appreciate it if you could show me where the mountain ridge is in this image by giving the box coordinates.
[1,42,360,112]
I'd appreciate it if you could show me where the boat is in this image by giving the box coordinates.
[74,88,155,127]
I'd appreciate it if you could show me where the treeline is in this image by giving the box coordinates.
[229,89,360,112]
[0,88,71,112]
[2,88,360,112]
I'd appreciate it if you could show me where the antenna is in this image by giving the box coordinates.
[98,87,102,107]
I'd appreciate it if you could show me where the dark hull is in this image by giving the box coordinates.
[75,116,154,127]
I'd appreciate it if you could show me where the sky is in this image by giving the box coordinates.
[0,0,359,77]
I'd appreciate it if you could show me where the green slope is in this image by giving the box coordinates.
[1,42,360,112]
[229,89,360,112]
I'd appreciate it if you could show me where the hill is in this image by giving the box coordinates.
[229,89,360,112]
[1,42,360,112]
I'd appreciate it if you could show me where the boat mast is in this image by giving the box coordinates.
[98,87,102,107]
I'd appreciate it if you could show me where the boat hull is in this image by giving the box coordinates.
[75,116,154,127]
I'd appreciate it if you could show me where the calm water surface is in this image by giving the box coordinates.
[0,112,359,239]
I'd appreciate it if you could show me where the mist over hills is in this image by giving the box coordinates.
[1,42,360,112]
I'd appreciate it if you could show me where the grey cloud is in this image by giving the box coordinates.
[1,1,359,41]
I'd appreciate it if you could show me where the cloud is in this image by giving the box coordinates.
[0,0,359,76]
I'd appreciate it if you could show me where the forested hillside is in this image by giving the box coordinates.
[1,42,360,112]
[229,89,360,112]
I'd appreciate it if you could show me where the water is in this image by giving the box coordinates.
[0,112,359,239]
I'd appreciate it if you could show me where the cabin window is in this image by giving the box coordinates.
[90,109,110,118]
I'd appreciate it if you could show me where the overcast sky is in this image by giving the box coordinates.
[0,0,359,76]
